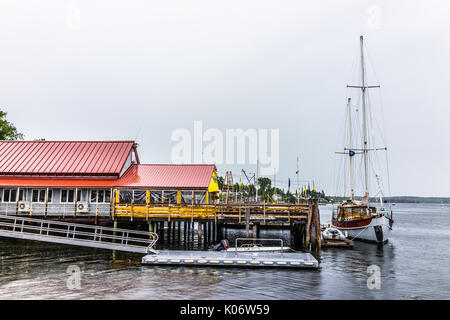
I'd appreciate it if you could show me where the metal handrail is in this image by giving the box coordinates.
[0,214,158,250]
[234,238,284,257]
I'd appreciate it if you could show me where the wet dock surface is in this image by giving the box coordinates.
[142,250,319,269]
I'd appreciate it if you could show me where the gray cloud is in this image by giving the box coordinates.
[0,0,449,196]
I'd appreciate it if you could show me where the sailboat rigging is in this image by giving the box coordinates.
[332,36,394,245]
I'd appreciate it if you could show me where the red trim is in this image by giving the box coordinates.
[332,218,372,229]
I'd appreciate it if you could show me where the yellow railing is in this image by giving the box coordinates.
[113,202,310,223]
[114,203,218,220]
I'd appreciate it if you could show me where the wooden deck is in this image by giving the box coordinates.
[113,202,311,224]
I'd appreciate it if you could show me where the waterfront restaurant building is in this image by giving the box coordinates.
[0,141,219,218]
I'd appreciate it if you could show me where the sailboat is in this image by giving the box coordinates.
[331,36,394,245]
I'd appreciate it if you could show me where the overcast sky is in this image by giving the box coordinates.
[0,1,449,197]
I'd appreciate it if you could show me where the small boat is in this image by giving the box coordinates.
[321,227,353,248]
[209,239,291,252]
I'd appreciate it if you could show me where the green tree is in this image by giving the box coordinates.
[0,110,24,140]
[217,176,224,190]
[257,177,272,197]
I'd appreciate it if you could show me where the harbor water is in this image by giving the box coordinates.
[0,203,449,299]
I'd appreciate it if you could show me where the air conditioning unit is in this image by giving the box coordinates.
[76,201,89,213]
[18,201,31,212]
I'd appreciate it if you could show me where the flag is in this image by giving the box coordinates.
[239,178,242,190]
[313,181,316,192]
[296,170,299,175]
[288,178,291,190]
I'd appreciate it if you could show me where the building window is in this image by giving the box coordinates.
[18,188,28,201]
[119,190,132,203]
[61,189,75,203]
[164,191,177,204]
[2,188,17,202]
[180,191,193,204]
[90,189,111,203]
[31,189,52,203]
[133,190,146,204]
[194,191,206,204]
[149,191,162,203]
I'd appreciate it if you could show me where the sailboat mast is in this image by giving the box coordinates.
[347,98,355,200]
[360,35,369,196]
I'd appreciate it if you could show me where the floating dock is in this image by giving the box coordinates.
[321,239,354,248]
[0,214,320,269]
[142,250,319,269]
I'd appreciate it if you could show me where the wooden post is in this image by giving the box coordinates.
[263,200,266,225]
[314,201,321,249]
[160,221,164,241]
[203,222,207,244]
[146,190,150,222]
[197,222,202,244]
[45,187,49,218]
[175,220,177,240]
[239,207,241,223]
[113,220,117,244]
[74,187,78,218]
[245,208,250,238]
[168,221,172,242]
[110,188,114,219]
[148,221,153,232]
[305,201,313,249]
[191,191,194,223]
[130,190,134,222]
[168,198,171,223]
[217,222,222,241]
[187,220,191,240]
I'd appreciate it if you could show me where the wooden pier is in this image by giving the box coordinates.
[1,200,322,250]
[112,199,322,250]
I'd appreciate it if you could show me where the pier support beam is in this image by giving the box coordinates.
[303,200,321,250]
[305,201,313,249]
[245,208,250,238]
[197,222,202,244]
[217,223,223,241]
[252,223,260,239]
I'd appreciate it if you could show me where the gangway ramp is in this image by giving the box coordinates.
[0,214,158,254]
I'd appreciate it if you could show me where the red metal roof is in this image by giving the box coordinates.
[0,164,216,189]
[0,141,135,177]
[115,164,216,189]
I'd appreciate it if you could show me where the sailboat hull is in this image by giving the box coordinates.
[332,215,392,245]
